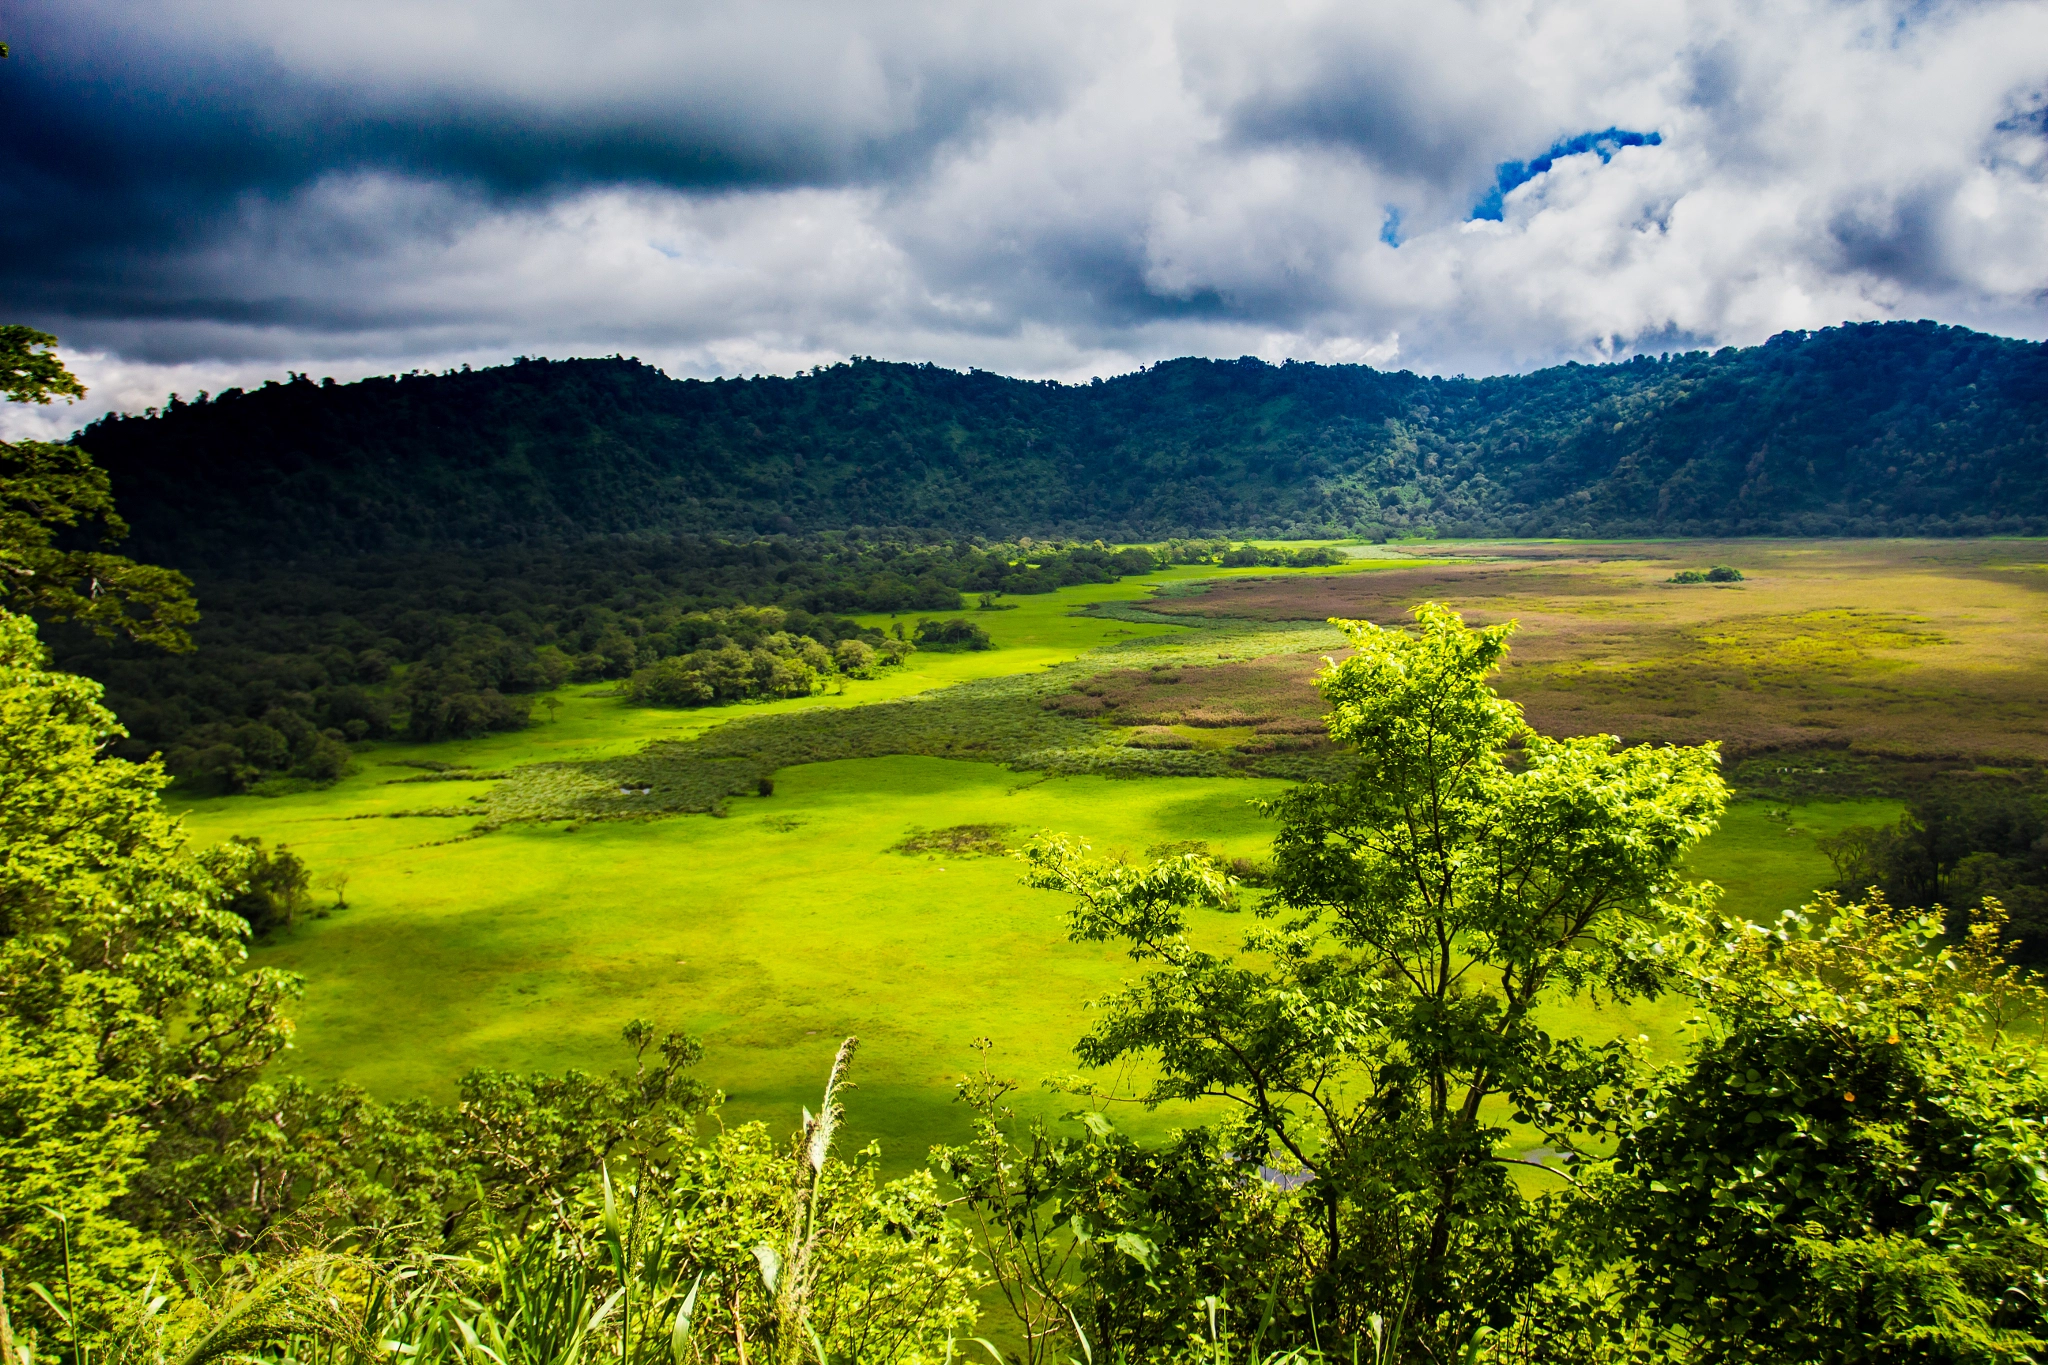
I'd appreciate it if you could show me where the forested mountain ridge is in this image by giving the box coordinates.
[77,319,2048,562]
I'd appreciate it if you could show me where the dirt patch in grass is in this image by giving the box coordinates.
[891,823,1015,856]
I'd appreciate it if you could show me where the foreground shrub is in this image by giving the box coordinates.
[1596,896,2048,1362]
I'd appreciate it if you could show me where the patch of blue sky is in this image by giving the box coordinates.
[1469,128,1662,221]
[1380,208,1404,248]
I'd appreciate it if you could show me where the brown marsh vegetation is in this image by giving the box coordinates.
[1114,539,2048,768]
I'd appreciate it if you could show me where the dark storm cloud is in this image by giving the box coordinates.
[0,0,1078,315]
[1828,184,1965,291]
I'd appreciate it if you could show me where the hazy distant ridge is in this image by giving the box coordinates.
[77,319,2048,562]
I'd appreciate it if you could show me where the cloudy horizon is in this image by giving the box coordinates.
[6,0,2048,438]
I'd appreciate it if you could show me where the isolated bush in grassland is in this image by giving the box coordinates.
[1018,603,1729,1360]
[1669,565,1744,584]
[891,823,1014,856]
[911,616,994,651]
[1123,725,1195,750]
[626,634,837,707]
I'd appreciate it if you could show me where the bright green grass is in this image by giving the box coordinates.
[1689,797,1901,922]
[184,757,1287,1159]
[181,766,1878,1166]
[322,575,1203,773]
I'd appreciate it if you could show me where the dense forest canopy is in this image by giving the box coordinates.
[75,320,2048,563]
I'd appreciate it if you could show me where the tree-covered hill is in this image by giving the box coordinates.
[77,319,2048,563]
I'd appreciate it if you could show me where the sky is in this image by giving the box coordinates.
[6,0,2048,437]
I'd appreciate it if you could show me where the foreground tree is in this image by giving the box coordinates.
[0,606,297,1323]
[1023,604,1726,1357]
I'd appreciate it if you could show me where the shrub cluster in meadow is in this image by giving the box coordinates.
[620,606,917,707]
[1667,565,1745,583]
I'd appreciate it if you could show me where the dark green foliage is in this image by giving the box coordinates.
[121,1016,708,1263]
[1218,543,1346,567]
[1,327,200,651]
[1672,564,1745,583]
[402,674,532,742]
[73,322,2048,559]
[0,437,199,651]
[623,618,841,706]
[1820,785,2048,961]
[911,617,993,651]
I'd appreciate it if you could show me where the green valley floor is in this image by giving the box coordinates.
[173,540,2040,1160]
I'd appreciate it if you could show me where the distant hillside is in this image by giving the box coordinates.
[75,320,2048,564]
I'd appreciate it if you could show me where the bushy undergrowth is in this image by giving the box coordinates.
[53,540,1179,791]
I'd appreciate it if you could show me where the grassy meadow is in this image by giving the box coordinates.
[167,540,2048,1163]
